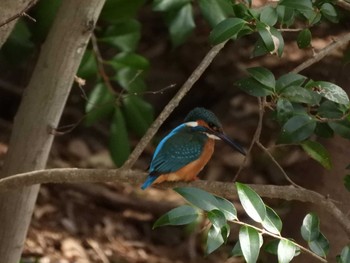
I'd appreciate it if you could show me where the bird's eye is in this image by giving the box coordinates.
[208,122,217,130]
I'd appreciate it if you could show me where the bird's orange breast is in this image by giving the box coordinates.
[153,139,215,184]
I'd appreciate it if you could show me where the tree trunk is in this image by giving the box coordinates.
[0,0,105,262]
[0,0,37,48]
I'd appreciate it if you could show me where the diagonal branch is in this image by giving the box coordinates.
[122,41,228,169]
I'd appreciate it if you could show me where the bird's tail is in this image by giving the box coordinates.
[141,175,158,190]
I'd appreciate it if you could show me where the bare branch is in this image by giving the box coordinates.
[122,41,228,169]
[0,0,37,28]
[0,167,349,238]
[292,32,350,73]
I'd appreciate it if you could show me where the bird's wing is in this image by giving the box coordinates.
[150,131,206,174]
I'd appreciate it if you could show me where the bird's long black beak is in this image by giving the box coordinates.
[213,130,246,156]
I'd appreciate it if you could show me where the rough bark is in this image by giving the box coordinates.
[0,0,105,262]
[0,0,37,48]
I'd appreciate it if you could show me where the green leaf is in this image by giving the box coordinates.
[329,120,350,140]
[262,206,282,235]
[236,77,273,97]
[198,0,234,27]
[247,67,275,90]
[109,52,149,71]
[239,226,261,263]
[174,187,219,211]
[109,108,131,166]
[260,6,278,26]
[301,140,332,170]
[114,68,147,92]
[231,242,243,257]
[236,183,266,223]
[301,213,320,242]
[208,209,227,229]
[278,239,296,263]
[264,239,279,255]
[340,245,350,263]
[276,72,306,91]
[256,22,275,53]
[85,83,115,126]
[101,0,144,23]
[100,20,141,52]
[209,18,246,45]
[320,3,338,23]
[276,6,295,26]
[344,175,350,192]
[207,225,225,254]
[269,26,284,57]
[278,115,316,143]
[311,81,349,105]
[153,0,190,11]
[122,95,153,137]
[297,29,312,49]
[77,50,98,79]
[153,205,199,228]
[214,196,238,221]
[314,123,334,138]
[276,99,294,124]
[281,86,317,104]
[166,3,195,47]
[279,0,313,12]
[317,100,344,119]
[252,37,269,57]
[309,233,329,258]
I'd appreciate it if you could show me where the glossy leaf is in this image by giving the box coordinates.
[209,18,246,45]
[297,29,312,49]
[279,0,313,12]
[109,108,131,166]
[231,242,243,257]
[278,115,316,143]
[153,205,199,228]
[77,50,98,79]
[317,100,344,119]
[236,183,266,223]
[236,77,273,97]
[344,175,350,192]
[110,53,150,70]
[269,26,284,56]
[301,213,320,242]
[309,233,329,258]
[214,196,238,221]
[247,67,275,90]
[314,123,334,138]
[278,239,296,263]
[114,68,147,92]
[174,187,219,211]
[239,226,261,263]
[276,5,295,26]
[262,206,282,235]
[207,225,225,254]
[339,245,350,263]
[252,37,269,57]
[329,120,350,140]
[301,140,332,170]
[276,73,306,92]
[100,20,141,52]
[312,81,349,105]
[276,99,294,124]
[264,239,279,255]
[260,6,278,26]
[281,86,317,104]
[166,3,195,47]
[122,95,153,137]
[101,0,144,23]
[208,209,227,229]
[153,0,190,11]
[85,83,115,126]
[320,3,338,23]
[198,0,234,27]
[256,22,275,53]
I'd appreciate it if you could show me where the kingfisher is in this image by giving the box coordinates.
[141,107,246,189]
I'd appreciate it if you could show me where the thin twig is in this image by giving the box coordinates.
[0,167,349,238]
[256,141,302,188]
[234,220,327,262]
[0,0,37,27]
[122,41,228,169]
[292,32,350,73]
[233,97,265,181]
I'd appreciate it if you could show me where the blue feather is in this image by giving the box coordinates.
[141,175,158,190]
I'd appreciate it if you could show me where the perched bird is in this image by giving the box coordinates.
[141,107,245,189]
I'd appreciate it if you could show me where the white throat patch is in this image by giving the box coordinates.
[205,133,221,140]
[185,121,198,127]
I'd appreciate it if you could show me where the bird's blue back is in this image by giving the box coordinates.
[141,124,208,189]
